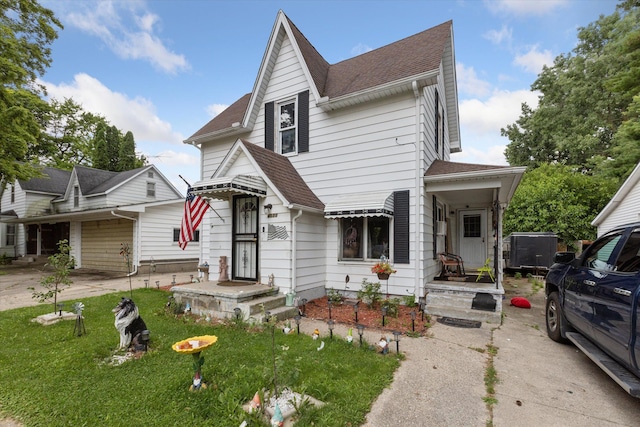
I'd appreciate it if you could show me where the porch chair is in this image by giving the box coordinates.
[438,252,465,277]
[476,258,494,282]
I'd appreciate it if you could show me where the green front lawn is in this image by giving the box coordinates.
[0,289,399,426]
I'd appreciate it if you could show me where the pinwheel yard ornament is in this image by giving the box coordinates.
[172,335,218,391]
[73,302,86,337]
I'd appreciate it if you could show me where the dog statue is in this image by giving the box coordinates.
[112,297,148,351]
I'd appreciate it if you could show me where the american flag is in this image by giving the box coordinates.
[179,188,209,250]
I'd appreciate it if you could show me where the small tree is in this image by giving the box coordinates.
[31,240,75,313]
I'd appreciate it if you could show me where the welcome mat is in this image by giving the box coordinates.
[437,317,482,328]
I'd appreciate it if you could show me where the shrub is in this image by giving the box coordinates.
[357,279,382,308]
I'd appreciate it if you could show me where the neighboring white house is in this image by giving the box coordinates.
[592,161,640,235]
[183,11,525,320]
[0,164,199,273]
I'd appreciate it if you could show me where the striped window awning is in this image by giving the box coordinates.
[324,192,394,219]
[190,175,267,200]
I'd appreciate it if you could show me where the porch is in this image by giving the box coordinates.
[424,274,503,324]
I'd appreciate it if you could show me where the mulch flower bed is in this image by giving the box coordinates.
[301,297,432,336]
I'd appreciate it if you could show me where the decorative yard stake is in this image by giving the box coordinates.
[73,302,86,337]
[172,335,218,391]
[119,242,133,298]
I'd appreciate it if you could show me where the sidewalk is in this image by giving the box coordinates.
[2,266,640,426]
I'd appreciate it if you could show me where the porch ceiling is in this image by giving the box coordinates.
[424,167,525,204]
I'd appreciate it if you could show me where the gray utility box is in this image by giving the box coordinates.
[503,232,558,274]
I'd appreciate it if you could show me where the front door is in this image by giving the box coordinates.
[459,209,486,269]
[232,195,259,281]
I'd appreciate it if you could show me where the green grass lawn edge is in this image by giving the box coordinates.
[0,288,399,426]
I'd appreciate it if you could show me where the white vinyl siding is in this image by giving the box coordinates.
[597,178,640,235]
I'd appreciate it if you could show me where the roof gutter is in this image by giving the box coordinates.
[111,211,138,277]
[413,80,423,301]
[291,209,303,294]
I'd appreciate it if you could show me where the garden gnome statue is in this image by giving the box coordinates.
[218,256,229,282]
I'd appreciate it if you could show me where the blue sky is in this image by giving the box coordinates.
[40,0,619,193]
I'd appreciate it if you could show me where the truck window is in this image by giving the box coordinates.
[614,230,640,273]
[583,233,622,271]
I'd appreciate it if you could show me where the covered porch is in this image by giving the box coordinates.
[423,160,526,323]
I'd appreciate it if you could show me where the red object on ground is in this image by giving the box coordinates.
[510,297,531,309]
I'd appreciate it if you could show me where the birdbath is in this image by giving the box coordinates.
[172,335,218,391]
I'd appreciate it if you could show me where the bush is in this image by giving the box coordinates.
[357,279,382,308]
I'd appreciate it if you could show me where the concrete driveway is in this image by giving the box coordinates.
[1,265,640,426]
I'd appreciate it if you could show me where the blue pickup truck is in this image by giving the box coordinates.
[545,222,640,397]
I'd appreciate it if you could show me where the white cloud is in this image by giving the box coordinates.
[483,25,512,45]
[456,63,492,98]
[460,89,539,137]
[206,104,229,118]
[455,89,540,165]
[484,0,568,16]
[514,45,554,74]
[64,1,189,74]
[40,73,184,145]
[351,43,373,56]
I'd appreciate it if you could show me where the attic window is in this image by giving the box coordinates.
[73,186,79,208]
[10,185,14,204]
[278,98,297,155]
[148,171,154,178]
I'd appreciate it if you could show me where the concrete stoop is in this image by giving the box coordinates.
[425,282,504,324]
[170,282,297,322]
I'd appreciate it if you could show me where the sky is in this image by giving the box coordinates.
[39,0,620,194]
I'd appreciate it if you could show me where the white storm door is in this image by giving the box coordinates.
[459,209,486,269]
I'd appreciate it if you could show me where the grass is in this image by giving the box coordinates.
[0,289,399,426]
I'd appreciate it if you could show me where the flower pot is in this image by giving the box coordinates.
[377,273,390,280]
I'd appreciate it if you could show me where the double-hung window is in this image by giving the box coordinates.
[5,225,15,246]
[278,99,297,154]
[147,182,156,198]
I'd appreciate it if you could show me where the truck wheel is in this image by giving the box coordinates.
[546,291,569,343]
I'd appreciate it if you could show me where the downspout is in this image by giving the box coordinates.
[412,80,422,300]
[111,211,138,276]
[290,209,303,294]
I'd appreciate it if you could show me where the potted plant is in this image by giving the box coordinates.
[371,259,396,280]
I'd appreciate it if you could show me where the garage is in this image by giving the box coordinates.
[81,219,134,272]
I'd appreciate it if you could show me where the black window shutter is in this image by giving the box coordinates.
[265,101,274,151]
[298,90,309,153]
[432,195,437,259]
[394,190,410,264]
[434,89,439,153]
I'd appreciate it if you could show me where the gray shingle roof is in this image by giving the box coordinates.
[188,16,452,140]
[424,160,510,177]
[240,140,324,210]
[18,167,71,194]
[76,165,148,195]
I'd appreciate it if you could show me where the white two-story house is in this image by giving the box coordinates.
[0,165,199,273]
[184,11,525,322]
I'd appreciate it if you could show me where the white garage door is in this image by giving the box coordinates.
[81,219,133,272]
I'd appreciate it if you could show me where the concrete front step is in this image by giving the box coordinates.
[425,282,504,325]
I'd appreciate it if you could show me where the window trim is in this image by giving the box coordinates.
[339,216,392,262]
[277,97,298,155]
[173,228,199,244]
[146,182,156,198]
[5,224,15,246]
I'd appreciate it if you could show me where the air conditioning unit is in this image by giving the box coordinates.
[437,221,447,236]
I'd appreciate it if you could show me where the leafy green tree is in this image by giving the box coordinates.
[0,0,62,192]
[503,164,618,248]
[40,98,106,169]
[502,2,639,178]
[30,239,75,314]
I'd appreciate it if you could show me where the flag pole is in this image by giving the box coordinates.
[179,175,225,223]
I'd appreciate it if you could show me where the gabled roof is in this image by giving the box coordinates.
[74,165,157,196]
[239,140,324,211]
[193,139,323,211]
[186,11,458,146]
[18,167,71,195]
[592,161,640,227]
